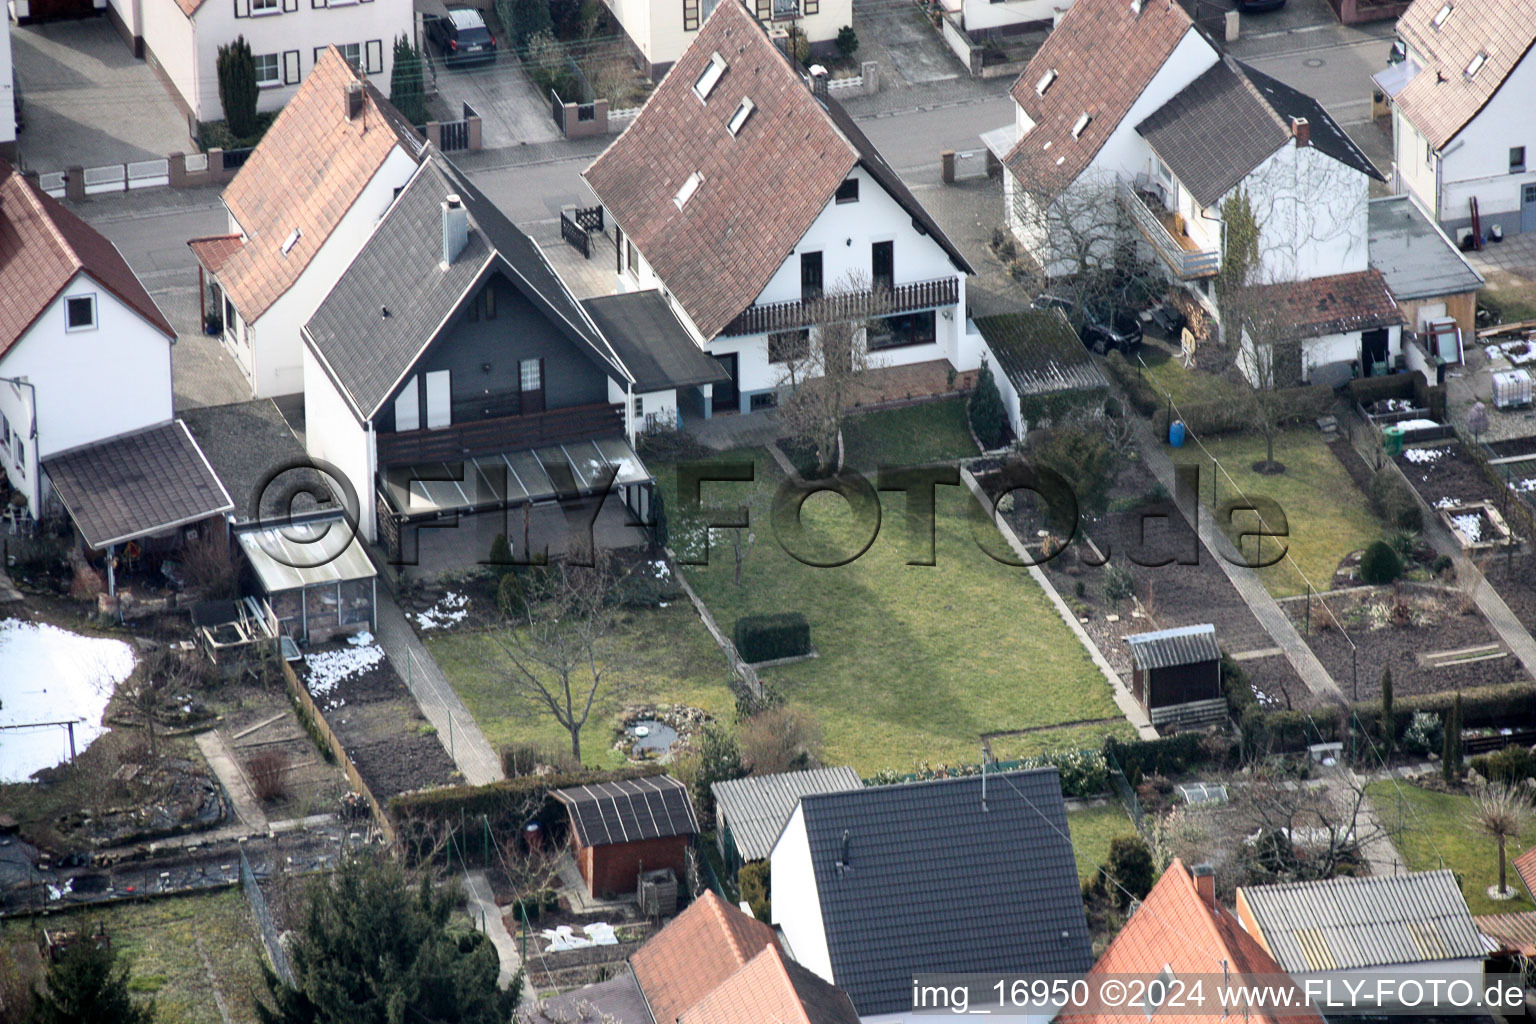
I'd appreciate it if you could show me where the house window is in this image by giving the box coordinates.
[425,370,451,429]
[835,178,859,203]
[868,309,936,350]
[394,375,420,432]
[483,285,497,319]
[728,98,755,135]
[339,42,362,70]
[772,0,796,17]
[1426,140,1434,166]
[633,396,644,419]
[252,0,278,11]
[674,171,703,209]
[1512,147,1527,174]
[769,329,809,363]
[0,411,10,452]
[65,294,97,331]
[750,391,778,411]
[520,359,542,392]
[872,240,893,292]
[683,0,699,30]
[694,52,727,101]
[626,239,639,274]
[800,251,823,300]
[254,53,282,86]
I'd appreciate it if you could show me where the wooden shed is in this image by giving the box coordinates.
[1125,624,1224,729]
[551,776,698,899]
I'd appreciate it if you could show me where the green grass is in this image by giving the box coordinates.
[0,888,267,1024]
[840,397,977,471]
[987,720,1139,762]
[1066,803,1138,883]
[1172,429,1384,598]
[1137,344,1245,410]
[1366,780,1536,915]
[425,603,738,769]
[660,437,1120,774]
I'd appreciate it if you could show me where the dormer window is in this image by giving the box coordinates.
[1465,51,1487,77]
[675,171,703,209]
[695,53,727,101]
[728,97,755,135]
[1430,2,1452,28]
[1035,68,1057,95]
[281,228,302,255]
[1071,112,1092,138]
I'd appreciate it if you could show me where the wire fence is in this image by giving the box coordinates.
[240,848,294,988]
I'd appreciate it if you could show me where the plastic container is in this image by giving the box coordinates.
[1383,425,1405,456]
[1169,420,1186,448]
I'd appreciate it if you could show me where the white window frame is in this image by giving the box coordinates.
[519,359,542,392]
[339,42,362,70]
[694,53,727,101]
[252,0,279,12]
[254,52,282,86]
[425,370,451,429]
[674,171,703,209]
[65,294,98,332]
[0,410,10,453]
[727,98,754,135]
[394,375,420,432]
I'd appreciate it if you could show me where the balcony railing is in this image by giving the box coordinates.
[1118,180,1220,280]
[722,276,960,337]
[376,402,625,465]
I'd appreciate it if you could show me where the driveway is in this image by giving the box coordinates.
[426,51,562,147]
[851,0,968,89]
[11,17,195,173]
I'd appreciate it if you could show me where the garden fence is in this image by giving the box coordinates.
[241,848,294,987]
[1104,748,1145,836]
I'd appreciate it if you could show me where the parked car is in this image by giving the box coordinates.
[428,8,498,64]
[12,72,21,133]
[1237,0,1286,11]
[1032,292,1145,355]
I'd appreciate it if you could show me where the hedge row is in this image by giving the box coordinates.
[734,613,811,663]
[1102,352,1334,439]
[1103,732,1227,780]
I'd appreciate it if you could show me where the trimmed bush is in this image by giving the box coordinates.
[1103,732,1224,780]
[1470,746,1536,784]
[835,24,858,58]
[969,360,1009,449]
[1360,540,1402,584]
[1369,469,1423,531]
[1103,351,1159,416]
[734,613,811,664]
[739,860,771,922]
[216,36,258,141]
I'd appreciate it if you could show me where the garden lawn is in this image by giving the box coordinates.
[0,888,266,1024]
[1366,780,1536,915]
[425,602,738,768]
[1137,344,1245,411]
[1066,803,1138,883]
[840,397,977,470]
[1172,429,1384,598]
[661,444,1119,775]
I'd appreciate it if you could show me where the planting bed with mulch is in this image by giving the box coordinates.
[1396,441,1510,515]
[1485,555,1536,632]
[1281,584,1524,700]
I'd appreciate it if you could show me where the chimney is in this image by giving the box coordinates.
[441,195,468,267]
[1192,862,1216,908]
[345,80,365,121]
[1290,116,1310,147]
[809,64,829,101]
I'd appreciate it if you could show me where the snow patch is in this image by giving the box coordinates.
[1451,513,1485,543]
[1404,447,1451,464]
[414,592,468,631]
[305,644,385,704]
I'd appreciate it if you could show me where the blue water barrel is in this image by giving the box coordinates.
[1169,420,1187,448]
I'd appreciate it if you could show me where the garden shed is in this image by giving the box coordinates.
[711,766,863,872]
[234,514,377,645]
[551,776,698,900]
[1125,623,1224,729]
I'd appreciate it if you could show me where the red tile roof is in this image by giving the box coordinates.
[0,158,174,356]
[1063,861,1322,1024]
[1004,0,1200,194]
[1242,269,1404,339]
[187,233,244,276]
[629,890,778,1024]
[679,944,861,1024]
[1394,0,1536,150]
[193,48,423,322]
[1476,911,1536,956]
[1512,846,1536,901]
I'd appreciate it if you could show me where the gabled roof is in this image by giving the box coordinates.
[1242,269,1403,340]
[1126,623,1220,671]
[1238,870,1484,972]
[0,159,174,354]
[973,309,1107,397]
[1476,911,1536,957]
[790,769,1092,1016]
[629,889,778,1024]
[679,944,861,1024]
[583,0,968,341]
[304,154,629,422]
[1368,195,1485,301]
[1392,0,1536,150]
[1063,861,1321,1024]
[551,775,699,848]
[581,291,732,392]
[1004,0,1201,193]
[44,421,234,550]
[192,48,425,322]
[711,766,863,863]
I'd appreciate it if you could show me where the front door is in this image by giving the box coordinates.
[1362,329,1390,376]
[712,353,739,414]
[872,240,893,293]
[520,358,545,414]
[1523,184,1536,234]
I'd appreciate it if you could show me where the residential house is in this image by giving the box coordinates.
[1124,623,1225,730]
[712,765,863,872]
[189,47,426,399]
[951,0,1060,47]
[106,0,409,123]
[1,18,15,162]
[550,776,698,900]
[302,153,680,567]
[969,308,1107,437]
[1060,859,1324,1024]
[604,0,853,80]
[0,159,233,572]
[1236,870,1485,1000]
[1376,0,1536,239]
[992,0,1403,384]
[585,0,977,422]
[769,768,1092,1021]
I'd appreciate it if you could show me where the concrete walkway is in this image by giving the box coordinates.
[463,870,524,992]
[372,591,505,786]
[195,730,270,833]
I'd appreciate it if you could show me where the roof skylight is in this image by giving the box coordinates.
[1430,3,1452,28]
[1465,51,1487,77]
[1071,112,1093,138]
[1036,69,1057,95]
[674,171,703,209]
[695,53,728,101]
[728,97,755,135]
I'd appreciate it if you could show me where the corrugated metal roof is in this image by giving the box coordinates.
[1239,870,1483,972]
[237,518,377,593]
[1125,624,1220,671]
[552,775,698,847]
[712,766,863,862]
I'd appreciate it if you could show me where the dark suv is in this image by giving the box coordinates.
[1032,293,1145,355]
[429,8,498,64]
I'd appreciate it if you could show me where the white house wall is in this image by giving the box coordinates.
[1081,29,1219,183]
[770,805,834,984]
[1392,107,1439,221]
[1232,141,1369,284]
[1,18,15,149]
[962,0,1056,34]
[302,345,376,540]
[142,0,200,118]
[1433,51,1536,237]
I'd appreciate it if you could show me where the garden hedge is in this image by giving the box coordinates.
[734,613,811,664]
[1103,732,1226,780]
[1153,383,1333,439]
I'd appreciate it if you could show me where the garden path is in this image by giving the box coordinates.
[463,869,526,995]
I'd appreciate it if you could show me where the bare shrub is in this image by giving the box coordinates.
[739,706,823,775]
[181,532,240,598]
[246,749,292,803]
[68,549,104,600]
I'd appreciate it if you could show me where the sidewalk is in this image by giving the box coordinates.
[464,870,525,993]
[372,590,505,786]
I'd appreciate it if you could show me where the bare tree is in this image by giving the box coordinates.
[1220,759,1388,884]
[1471,782,1532,899]
[492,558,626,763]
[774,272,891,478]
[120,647,208,760]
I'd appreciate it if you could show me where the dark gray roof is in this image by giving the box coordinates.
[1368,195,1485,302]
[527,972,650,1024]
[1125,623,1220,671]
[794,769,1092,1016]
[179,400,332,524]
[1239,870,1484,972]
[552,776,699,847]
[304,155,629,422]
[1136,58,1381,209]
[581,291,732,393]
[974,310,1107,397]
[712,766,863,862]
[44,420,234,550]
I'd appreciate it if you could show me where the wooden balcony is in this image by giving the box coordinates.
[1119,180,1220,280]
[722,276,960,337]
[376,402,625,465]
